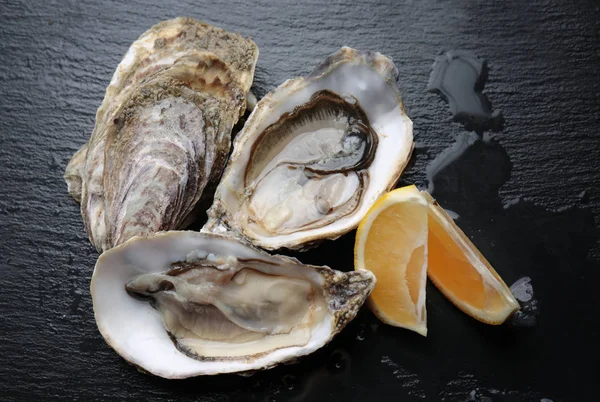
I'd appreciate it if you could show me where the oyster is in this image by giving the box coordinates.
[65,18,259,252]
[203,47,413,250]
[91,231,375,378]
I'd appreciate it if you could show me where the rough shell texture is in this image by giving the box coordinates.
[64,17,258,252]
[91,231,375,378]
[202,47,413,251]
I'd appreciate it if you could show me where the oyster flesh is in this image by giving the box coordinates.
[64,17,259,252]
[203,47,413,250]
[91,231,375,378]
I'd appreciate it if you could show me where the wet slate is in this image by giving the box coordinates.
[1,0,599,401]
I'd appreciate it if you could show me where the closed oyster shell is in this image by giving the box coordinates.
[65,18,258,252]
[203,47,413,250]
[91,231,375,378]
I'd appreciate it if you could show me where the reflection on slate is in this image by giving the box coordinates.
[427,51,505,133]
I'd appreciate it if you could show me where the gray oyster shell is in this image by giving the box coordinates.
[65,17,259,252]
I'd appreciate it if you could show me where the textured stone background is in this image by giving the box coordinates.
[1,0,599,401]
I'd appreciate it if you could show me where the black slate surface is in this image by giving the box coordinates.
[1,0,599,401]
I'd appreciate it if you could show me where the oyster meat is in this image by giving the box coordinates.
[203,47,413,250]
[64,18,259,252]
[91,231,375,378]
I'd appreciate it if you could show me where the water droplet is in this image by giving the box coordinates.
[282,374,297,391]
[355,324,367,341]
[510,277,540,327]
[510,276,533,302]
[502,196,523,210]
[428,50,504,133]
[444,208,460,220]
[327,350,348,373]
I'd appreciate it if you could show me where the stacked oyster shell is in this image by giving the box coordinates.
[66,18,413,379]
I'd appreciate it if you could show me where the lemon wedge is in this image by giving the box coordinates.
[423,191,519,324]
[354,185,429,336]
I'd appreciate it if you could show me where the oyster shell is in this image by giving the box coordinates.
[64,18,259,252]
[91,231,375,378]
[203,47,413,250]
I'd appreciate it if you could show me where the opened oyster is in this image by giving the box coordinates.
[64,18,258,252]
[91,231,374,378]
[203,47,413,250]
